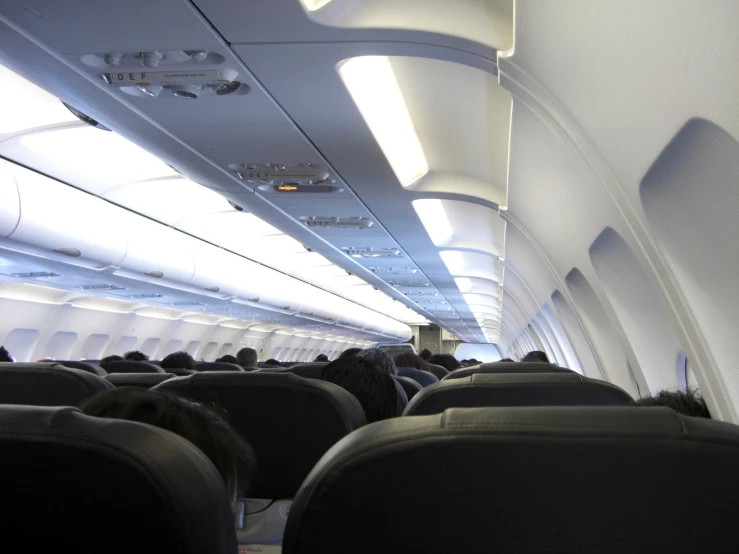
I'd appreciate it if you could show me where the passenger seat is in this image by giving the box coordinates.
[105,373,175,389]
[0,404,236,553]
[442,361,573,380]
[284,406,739,553]
[100,360,165,374]
[0,362,113,406]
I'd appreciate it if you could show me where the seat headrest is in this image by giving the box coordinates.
[443,361,573,380]
[105,372,175,389]
[57,360,107,376]
[153,372,366,498]
[393,378,408,413]
[285,406,739,554]
[101,360,164,374]
[393,375,423,400]
[405,372,633,415]
[396,367,439,388]
[288,363,328,378]
[0,404,235,553]
[196,362,245,372]
[426,363,450,380]
[0,363,113,406]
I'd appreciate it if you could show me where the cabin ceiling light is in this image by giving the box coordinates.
[412,199,453,246]
[338,56,428,188]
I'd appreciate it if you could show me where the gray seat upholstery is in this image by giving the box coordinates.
[0,404,236,553]
[405,372,633,415]
[0,362,113,406]
[442,361,573,380]
[397,367,439,388]
[393,375,423,400]
[287,363,328,378]
[153,372,366,499]
[426,363,449,380]
[57,360,107,376]
[101,360,164,374]
[284,406,739,554]
[105,372,175,389]
[196,361,245,372]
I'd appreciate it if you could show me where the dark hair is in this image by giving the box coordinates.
[316,358,399,423]
[236,347,258,368]
[357,348,397,375]
[0,346,13,362]
[419,349,432,361]
[215,355,238,364]
[79,388,256,495]
[161,351,196,370]
[124,350,149,362]
[100,355,124,364]
[394,352,430,372]
[522,350,550,363]
[500,358,515,363]
[634,389,711,418]
[264,358,281,366]
[339,348,362,359]
[428,353,461,372]
[314,354,329,362]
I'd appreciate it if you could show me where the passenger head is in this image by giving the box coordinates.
[419,349,432,361]
[339,347,362,359]
[0,346,13,362]
[123,350,149,362]
[314,354,329,362]
[100,354,124,364]
[215,354,238,364]
[264,358,281,366]
[522,350,550,363]
[357,348,397,375]
[79,387,256,499]
[236,347,258,369]
[316,357,399,423]
[500,358,515,363]
[161,351,196,371]
[428,353,461,372]
[393,352,429,372]
[634,389,711,418]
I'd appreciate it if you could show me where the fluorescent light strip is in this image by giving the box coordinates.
[299,0,332,10]
[339,56,428,188]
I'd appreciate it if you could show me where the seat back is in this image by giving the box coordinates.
[106,373,176,389]
[405,372,633,415]
[397,367,439,388]
[393,375,423,400]
[196,362,245,372]
[426,363,449,380]
[288,363,328,378]
[154,372,366,499]
[0,362,113,406]
[284,406,739,554]
[101,360,164,374]
[442,361,573,380]
[0,404,236,553]
[57,360,107,376]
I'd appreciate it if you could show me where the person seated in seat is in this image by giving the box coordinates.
[634,389,711,418]
[339,347,362,359]
[264,358,282,367]
[236,347,258,370]
[124,350,149,362]
[428,353,461,372]
[161,351,196,371]
[0,346,14,362]
[394,352,430,372]
[101,354,124,364]
[500,358,515,362]
[78,387,256,505]
[357,348,397,375]
[419,349,432,361]
[316,357,399,423]
[522,350,550,363]
[215,354,239,364]
[314,354,329,362]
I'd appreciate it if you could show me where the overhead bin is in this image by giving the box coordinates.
[234,264,305,314]
[7,163,127,267]
[118,216,195,283]
[0,160,20,238]
[188,243,249,297]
